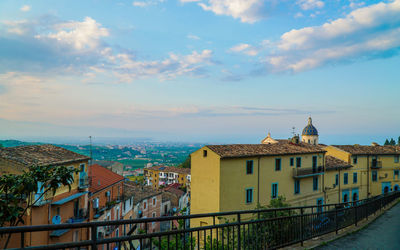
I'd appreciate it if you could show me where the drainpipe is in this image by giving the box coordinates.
[323,154,326,202]
[338,169,341,203]
[257,156,261,205]
[367,155,370,198]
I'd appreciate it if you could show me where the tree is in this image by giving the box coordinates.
[390,138,396,145]
[178,155,191,169]
[398,136,400,146]
[0,143,3,148]
[384,139,390,145]
[0,165,77,248]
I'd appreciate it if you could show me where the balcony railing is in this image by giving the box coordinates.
[1,191,399,250]
[293,166,324,178]
[371,160,382,169]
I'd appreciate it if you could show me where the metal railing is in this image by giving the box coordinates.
[0,191,399,250]
[293,166,324,178]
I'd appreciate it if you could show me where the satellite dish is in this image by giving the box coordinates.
[52,215,61,224]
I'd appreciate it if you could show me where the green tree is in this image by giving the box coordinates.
[398,136,400,146]
[390,138,396,145]
[0,165,77,248]
[179,155,191,169]
[384,139,390,145]
[0,143,3,148]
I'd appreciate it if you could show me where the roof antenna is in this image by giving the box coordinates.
[291,127,296,137]
[89,136,93,166]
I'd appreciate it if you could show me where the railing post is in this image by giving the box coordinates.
[91,225,97,250]
[335,207,338,235]
[354,202,357,226]
[237,213,241,250]
[300,208,304,246]
[20,232,25,249]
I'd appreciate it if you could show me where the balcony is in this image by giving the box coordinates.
[371,160,382,169]
[293,166,324,178]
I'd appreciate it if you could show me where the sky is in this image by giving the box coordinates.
[1,0,400,145]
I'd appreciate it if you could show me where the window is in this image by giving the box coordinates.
[56,207,60,216]
[394,170,399,180]
[290,158,294,166]
[245,188,253,203]
[344,173,348,185]
[372,171,378,182]
[246,160,253,174]
[312,156,317,168]
[143,201,147,210]
[296,157,302,168]
[203,150,207,157]
[80,164,85,172]
[313,176,318,191]
[271,183,278,198]
[152,212,156,218]
[153,197,156,206]
[335,174,339,186]
[294,180,300,194]
[275,158,281,171]
[395,156,399,163]
[353,173,358,184]
[353,156,358,164]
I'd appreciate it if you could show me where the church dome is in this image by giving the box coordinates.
[302,117,318,136]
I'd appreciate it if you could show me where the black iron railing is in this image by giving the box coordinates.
[0,191,399,250]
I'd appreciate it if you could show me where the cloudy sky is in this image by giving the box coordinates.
[1,0,400,144]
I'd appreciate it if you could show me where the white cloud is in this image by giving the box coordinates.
[296,0,324,10]
[265,0,400,72]
[198,0,267,23]
[1,16,214,82]
[180,0,201,3]
[20,5,31,12]
[132,0,165,7]
[187,34,200,40]
[229,43,259,56]
[107,49,213,81]
[35,17,109,51]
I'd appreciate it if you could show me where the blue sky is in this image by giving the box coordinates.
[1,0,400,144]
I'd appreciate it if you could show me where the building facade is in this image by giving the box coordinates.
[0,145,90,248]
[144,166,190,190]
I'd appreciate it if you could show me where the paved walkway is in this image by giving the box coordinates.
[318,202,400,250]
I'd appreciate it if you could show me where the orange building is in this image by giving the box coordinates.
[88,164,125,244]
[0,145,90,248]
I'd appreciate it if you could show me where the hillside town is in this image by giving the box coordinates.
[1,117,400,249]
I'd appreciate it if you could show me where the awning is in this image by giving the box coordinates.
[52,192,88,205]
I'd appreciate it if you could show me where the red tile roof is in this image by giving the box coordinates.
[89,164,125,194]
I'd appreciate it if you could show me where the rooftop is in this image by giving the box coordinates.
[332,145,400,155]
[123,182,162,205]
[146,165,190,174]
[89,164,125,194]
[325,156,353,171]
[206,141,325,159]
[0,144,90,167]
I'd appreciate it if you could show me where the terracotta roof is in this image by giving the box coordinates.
[0,144,90,167]
[89,164,125,194]
[123,183,161,205]
[146,165,190,174]
[206,141,326,159]
[332,145,400,155]
[325,156,353,171]
[163,186,184,197]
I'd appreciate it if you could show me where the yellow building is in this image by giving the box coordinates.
[190,117,400,228]
[144,165,191,190]
[191,137,327,227]
[0,144,90,248]
[324,144,400,198]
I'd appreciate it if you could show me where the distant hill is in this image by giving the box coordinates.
[0,140,43,147]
